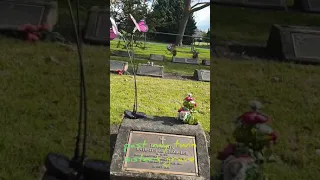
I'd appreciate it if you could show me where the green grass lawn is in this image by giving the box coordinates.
[110,74,210,132]
[0,37,109,180]
[110,40,211,61]
[210,58,320,179]
[212,4,320,43]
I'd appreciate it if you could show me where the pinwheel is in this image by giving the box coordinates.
[129,14,148,33]
[110,17,122,40]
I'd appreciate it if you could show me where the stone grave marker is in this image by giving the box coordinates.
[149,54,165,61]
[267,24,320,64]
[136,64,164,78]
[0,0,58,31]
[202,59,210,66]
[294,0,320,13]
[194,69,210,82]
[112,50,133,57]
[110,116,210,180]
[172,57,199,65]
[211,0,286,9]
[110,60,128,72]
[84,6,110,45]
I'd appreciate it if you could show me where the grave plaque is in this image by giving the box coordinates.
[112,50,133,57]
[294,0,320,13]
[136,64,164,78]
[123,131,198,176]
[84,6,110,45]
[110,60,128,72]
[0,0,58,31]
[211,0,286,9]
[172,57,199,65]
[267,24,320,64]
[202,59,210,66]
[110,117,209,180]
[149,54,165,61]
[194,70,210,82]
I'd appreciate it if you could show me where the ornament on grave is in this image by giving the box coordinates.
[177,93,198,125]
[215,101,278,180]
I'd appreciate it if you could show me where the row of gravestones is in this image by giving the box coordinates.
[110,60,211,82]
[112,50,211,66]
[211,0,320,12]
[0,0,110,45]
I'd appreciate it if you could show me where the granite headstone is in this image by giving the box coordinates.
[193,70,210,82]
[202,59,210,66]
[83,6,110,45]
[0,0,58,31]
[110,116,210,180]
[294,0,320,13]
[149,54,165,61]
[267,24,320,64]
[211,0,286,9]
[136,64,164,78]
[172,57,199,65]
[110,60,128,72]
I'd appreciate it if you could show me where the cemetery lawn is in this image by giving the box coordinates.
[110,40,210,61]
[212,4,320,43]
[110,74,210,132]
[211,58,320,179]
[0,37,109,180]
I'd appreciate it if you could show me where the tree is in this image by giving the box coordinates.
[203,28,210,43]
[147,0,197,44]
[175,0,210,46]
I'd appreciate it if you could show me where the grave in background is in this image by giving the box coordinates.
[294,0,320,13]
[84,6,110,45]
[136,64,164,78]
[110,116,210,180]
[0,0,58,31]
[149,54,165,61]
[111,50,133,57]
[194,70,210,82]
[110,60,128,72]
[210,0,286,9]
[267,24,320,64]
[202,59,210,66]
[172,57,199,65]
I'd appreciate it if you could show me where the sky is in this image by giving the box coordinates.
[192,1,210,32]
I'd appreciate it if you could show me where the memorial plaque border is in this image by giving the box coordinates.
[123,131,198,176]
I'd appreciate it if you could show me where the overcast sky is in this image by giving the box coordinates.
[192,1,210,32]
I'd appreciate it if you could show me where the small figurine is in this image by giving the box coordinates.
[177,93,198,125]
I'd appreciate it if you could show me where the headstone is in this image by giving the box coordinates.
[193,70,210,82]
[202,59,210,66]
[110,60,128,72]
[294,0,320,13]
[149,54,165,61]
[111,50,133,57]
[83,6,110,45]
[267,24,320,64]
[0,0,58,31]
[136,64,164,78]
[110,116,210,180]
[210,0,286,9]
[172,57,199,65]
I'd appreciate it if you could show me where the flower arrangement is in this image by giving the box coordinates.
[177,93,198,125]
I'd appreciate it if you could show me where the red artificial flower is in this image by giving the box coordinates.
[27,33,39,42]
[116,69,123,75]
[238,111,270,125]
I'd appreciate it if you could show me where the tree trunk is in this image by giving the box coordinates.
[175,11,190,46]
[175,0,192,46]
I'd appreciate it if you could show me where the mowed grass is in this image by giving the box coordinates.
[0,37,109,180]
[210,58,320,179]
[110,40,211,61]
[212,5,320,43]
[110,74,210,132]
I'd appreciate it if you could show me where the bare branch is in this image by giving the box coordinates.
[191,2,208,9]
[190,2,210,13]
